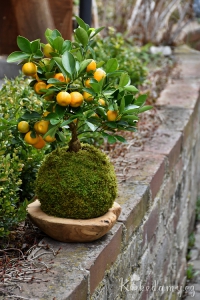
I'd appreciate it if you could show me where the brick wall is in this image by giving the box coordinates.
[91,52,200,300]
[9,52,200,300]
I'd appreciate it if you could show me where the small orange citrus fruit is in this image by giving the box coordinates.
[17,121,30,133]
[85,79,91,88]
[107,110,118,121]
[22,62,37,77]
[44,135,56,143]
[70,92,84,107]
[43,43,54,58]
[34,120,49,135]
[83,91,94,102]
[24,131,39,145]
[98,98,106,106]
[34,81,47,94]
[33,136,46,149]
[54,73,65,82]
[86,60,96,72]
[93,68,106,82]
[56,91,71,106]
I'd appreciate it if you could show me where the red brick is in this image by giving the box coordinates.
[142,204,159,246]
[143,128,182,171]
[123,151,166,200]
[85,223,122,295]
[156,81,199,109]
[117,183,149,243]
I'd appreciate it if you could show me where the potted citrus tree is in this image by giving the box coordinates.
[7,16,152,242]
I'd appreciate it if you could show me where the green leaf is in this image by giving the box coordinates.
[123,94,134,106]
[75,16,87,31]
[30,40,40,53]
[74,49,83,62]
[17,36,32,53]
[90,27,105,38]
[96,107,106,118]
[47,78,66,85]
[33,49,43,59]
[124,85,139,92]
[119,96,125,114]
[62,40,72,53]
[43,125,59,138]
[51,29,62,39]
[121,115,139,121]
[135,94,147,106]
[115,135,126,142]
[105,58,118,73]
[86,121,97,132]
[106,70,124,78]
[61,118,76,127]
[105,122,118,129]
[7,51,30,63]
[75,27,88,47]
[57,131,66,142]
[62,51,76,76]
[107,135,117,144]
[53,57,67,77]
[53,36,64,54]
[55,104,66,117]
[82,88,96,97]
[119,73,130,87]
[45,28,53,39]
[138,105,153,113]
[50,118,60,125]
[21,111,41,120]
[79,59,92,74]
[90,82,101,93]
[44,113,59,120]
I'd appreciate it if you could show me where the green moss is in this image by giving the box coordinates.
[35,144,117,219]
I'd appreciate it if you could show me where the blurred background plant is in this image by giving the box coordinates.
[0,75,49,237]
[88,0,194,46]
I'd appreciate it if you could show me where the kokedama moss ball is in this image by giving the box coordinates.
[35,144,117,219]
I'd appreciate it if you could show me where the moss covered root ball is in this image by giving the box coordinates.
[35,144,117,219]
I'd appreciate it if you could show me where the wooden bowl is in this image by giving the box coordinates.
[27,199,121,242]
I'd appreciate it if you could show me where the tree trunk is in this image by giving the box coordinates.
[68,123,81,152]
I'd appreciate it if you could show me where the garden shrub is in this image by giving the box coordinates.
[0,75,47,237]
[93,28,148,86]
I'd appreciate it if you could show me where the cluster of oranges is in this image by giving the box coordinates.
[19,48,119,149]
[17,116,55,149]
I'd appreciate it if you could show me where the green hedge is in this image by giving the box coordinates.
[0,75,47,237]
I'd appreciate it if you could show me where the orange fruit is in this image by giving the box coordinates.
[56,91,71,106]
[34,81,47,94]
[54,73,65,82]
[33,136,46,149]
[43,43,54,58]
[85,79,91,88]
[83,91,94,102]
[44,135,56,142]
[43,111,50,117]
[70,92,84,107]
[93,68,106,82]
[34,120,49,135]
[107,110,118,121]
[17,121,30,133]
[24,131,39,145]
[98,98,106,106]
[22,62,37,77]
[66,76,71,83]
[86,60,96,72]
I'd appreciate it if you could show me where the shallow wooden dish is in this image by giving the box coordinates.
[27,200,121,242]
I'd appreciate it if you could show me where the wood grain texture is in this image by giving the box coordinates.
[27,200,121,242]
